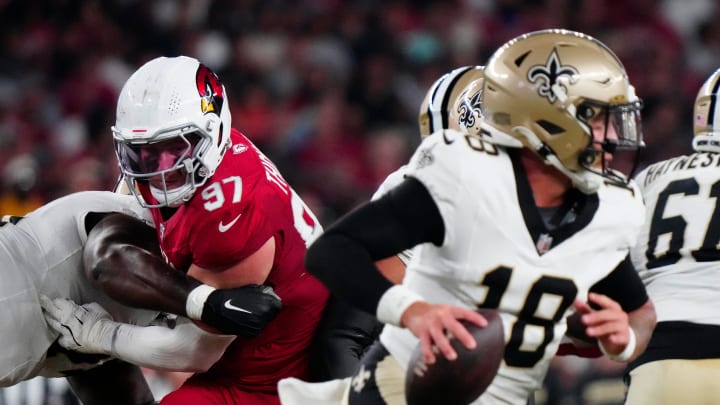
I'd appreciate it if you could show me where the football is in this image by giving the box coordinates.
[405,308,504,405]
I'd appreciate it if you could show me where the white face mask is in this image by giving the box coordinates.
[149,181,195,208]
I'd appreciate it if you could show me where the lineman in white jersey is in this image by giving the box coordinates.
[625,67,720,404]
[0,190,283,404]
[304,29,656,405]
[0,191,158,387]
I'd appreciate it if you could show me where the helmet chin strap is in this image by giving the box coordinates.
[511,126,602,194]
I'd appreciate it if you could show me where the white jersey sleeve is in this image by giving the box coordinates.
[402,130,467,248]
[110,316,235,372]
[371,166,408,201]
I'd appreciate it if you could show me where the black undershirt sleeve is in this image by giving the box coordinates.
[84,212,111,234]
[305,176,445,316]
[589,255,648,312]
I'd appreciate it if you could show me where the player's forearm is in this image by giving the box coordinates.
[375,256,407,285]
[84,213,200,317]
[306,232,396,317]
[88,243,201,317]
[107,318,235,372]
[627,299,656,361]
[306,177,443,318]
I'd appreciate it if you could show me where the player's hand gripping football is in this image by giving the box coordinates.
[201,284,283,337]
[400,301,488,364]
[40,296,119,355]
[574,292,633,359]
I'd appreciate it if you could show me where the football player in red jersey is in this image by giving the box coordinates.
[108,55,330,404]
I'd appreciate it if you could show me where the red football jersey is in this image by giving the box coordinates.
[140,129,329,393]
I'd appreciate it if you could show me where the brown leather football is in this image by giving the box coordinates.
[405,308,505,405]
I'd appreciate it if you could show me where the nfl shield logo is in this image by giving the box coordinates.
[536,233,553,255]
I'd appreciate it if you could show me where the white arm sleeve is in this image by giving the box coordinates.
[108,317,235,372]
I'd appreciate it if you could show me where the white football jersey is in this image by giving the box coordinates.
[0,191,157,386]
[631,152,720,325]
[379,130,645,404]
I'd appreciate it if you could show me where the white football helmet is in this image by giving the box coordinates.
[480,29,643,193]
[418,65,484,137]
[112,56,232,207]
[693,67,720,153]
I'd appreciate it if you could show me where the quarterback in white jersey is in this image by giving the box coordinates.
[304,29,656,405]
[625,67,720,404]
[381,130,646,402]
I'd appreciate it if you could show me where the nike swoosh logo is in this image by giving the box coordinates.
[224,300,253,314]
[218,213,242,233]
[442,130,454,145]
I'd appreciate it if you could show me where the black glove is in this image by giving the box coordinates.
[201,284,283,337]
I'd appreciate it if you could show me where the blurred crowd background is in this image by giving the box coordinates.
[0,0,718,404]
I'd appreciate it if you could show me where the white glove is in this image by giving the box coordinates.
[40,295,119,355]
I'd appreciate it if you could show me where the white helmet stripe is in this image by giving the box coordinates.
[424,76,446,135]
[429,66,474,133]
[709,71,720,130]
[437,66,474,130]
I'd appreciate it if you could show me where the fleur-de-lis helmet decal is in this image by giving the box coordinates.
[457,87,483,129]
[479,29,644,194]
[418,66,485,138]
[528,49,578,104]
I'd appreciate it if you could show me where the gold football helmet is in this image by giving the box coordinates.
[693,68,720,152]
[418,65,484,137]
[481,29,643,193]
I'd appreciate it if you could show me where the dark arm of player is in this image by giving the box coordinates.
[566,255,656,360]
[82,213,282,337]
[83,212,197,316]
[309,295,385,380]
[65,359,155,405]
[305,176,444,317]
